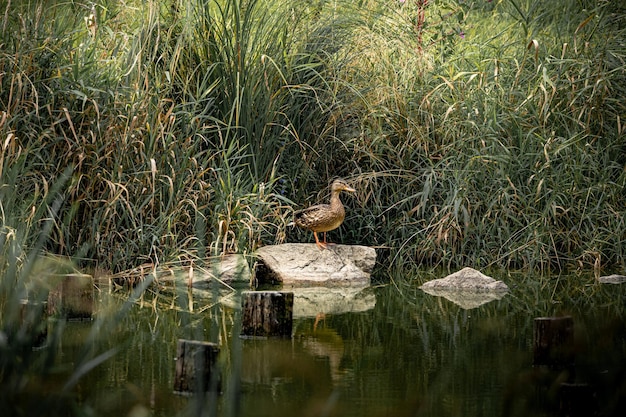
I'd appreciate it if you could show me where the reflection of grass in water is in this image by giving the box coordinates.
[135,275,624,417]
[3,249,625,416]
[324,271,626,417]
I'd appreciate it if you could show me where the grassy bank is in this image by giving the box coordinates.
[1,0,625,274]
[341,1,626,272]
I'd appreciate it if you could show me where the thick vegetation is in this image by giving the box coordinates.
[1,0,625,274]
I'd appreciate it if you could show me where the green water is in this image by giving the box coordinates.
[28,272,626,416]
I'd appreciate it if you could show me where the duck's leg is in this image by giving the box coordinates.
[322,232,336,247]
[314,313,326,331]
[314,232,327,249]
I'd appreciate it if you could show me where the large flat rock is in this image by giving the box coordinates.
[255,243,376,287]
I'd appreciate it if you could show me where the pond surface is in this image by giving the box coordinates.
[48,271,626,416]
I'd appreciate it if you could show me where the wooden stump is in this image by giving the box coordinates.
[241,291,293,338]
[533,316,574,368]
[174,339,221,394]
[47,274,94,320]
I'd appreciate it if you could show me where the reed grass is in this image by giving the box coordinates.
[3,2,623,414]
[327,0,626,272]
[1,0,624,276]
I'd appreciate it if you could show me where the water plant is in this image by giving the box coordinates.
[318,0,626,272]
[1,0,624,276]
[3,2,624,415]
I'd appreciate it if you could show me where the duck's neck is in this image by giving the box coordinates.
[329,191,344,209]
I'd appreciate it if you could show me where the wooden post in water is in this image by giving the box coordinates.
[174,339,221,394]
[47,273,94,320]
[533,316,574,368]
[241,291,293,338]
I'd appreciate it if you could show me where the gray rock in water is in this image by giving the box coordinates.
[216,254,251,283]
[255,243,376,287]
[598,274,626,284]
[420,267,509,309]
[420,267,509,291]
[158,254,251,287]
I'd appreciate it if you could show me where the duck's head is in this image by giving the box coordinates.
[331,179,356,193]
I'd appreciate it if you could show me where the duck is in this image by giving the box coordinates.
[294,179,355,249]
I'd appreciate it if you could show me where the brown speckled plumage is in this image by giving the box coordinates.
[294,179,355,249]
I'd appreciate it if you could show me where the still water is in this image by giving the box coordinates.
[53,271,625,417]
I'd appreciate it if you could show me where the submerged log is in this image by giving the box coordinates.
[241,291,293,338]
[47,273,94,320]
[533,316,575,368]
[174,339,221,394]
[255,243,376,287]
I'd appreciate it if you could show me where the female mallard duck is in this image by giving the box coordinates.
[294,179,355,249]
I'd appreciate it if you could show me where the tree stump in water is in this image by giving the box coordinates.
[47,274,94,320]
[174,339,221,394]
[241,291,293,338]
[533,316,574,368]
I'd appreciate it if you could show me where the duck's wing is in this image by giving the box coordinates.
[294,203,331,228]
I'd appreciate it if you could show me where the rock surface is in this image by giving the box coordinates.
[420,267,509,291]
[255,243,376,287]
[213,254,251,283]
[420,267,509,309]
[598,274,626,284]
[158,254,251,287]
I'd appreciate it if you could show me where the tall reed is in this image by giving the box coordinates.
[315,0,626,272]
[0,0,335,272]
[1,0,624,274]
